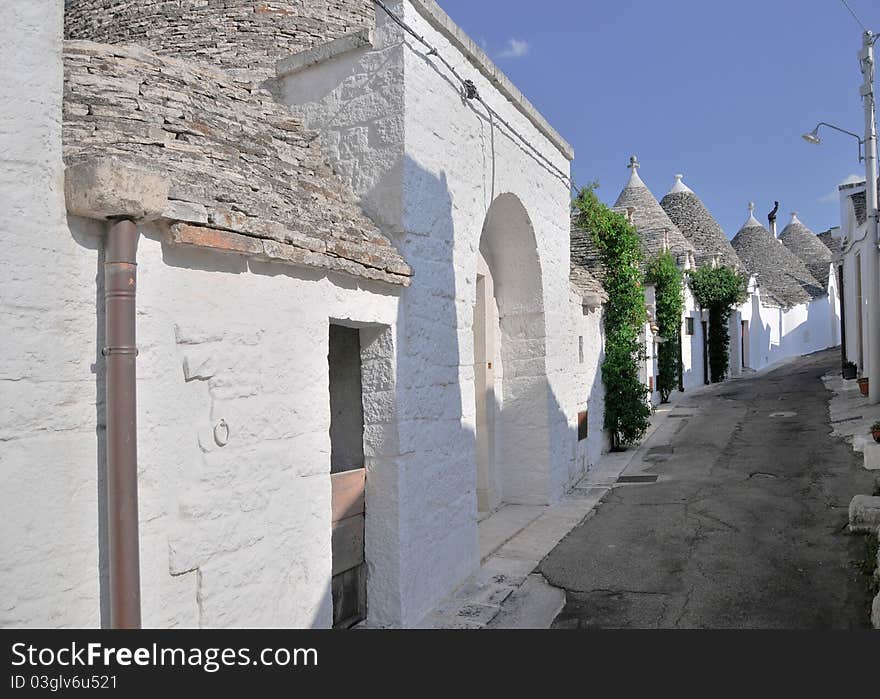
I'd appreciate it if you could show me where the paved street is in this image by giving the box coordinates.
[541,349,877,629]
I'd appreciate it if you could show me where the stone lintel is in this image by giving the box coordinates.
[65,158,169,221]
[581,292,605,310]
[276,28,374,78]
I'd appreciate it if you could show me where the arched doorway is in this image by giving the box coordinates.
[472,194,550,512]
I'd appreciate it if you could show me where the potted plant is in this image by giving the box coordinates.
[843,361,857,380]
[858,376,869,396]
[871,421,880,444]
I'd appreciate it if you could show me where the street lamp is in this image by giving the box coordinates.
[801,122,865,161]
[801,30,879,403]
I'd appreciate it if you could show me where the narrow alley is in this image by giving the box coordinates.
[542,350,877,629]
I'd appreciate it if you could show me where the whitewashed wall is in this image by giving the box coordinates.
[279,0,581,625]
[680,284,706,392]
[841,248,868,372]
[739,285,782,372]
[0,0,102,628]
[569,293,606,480]
[839,185,870,373]
[4,212,401,630]
[738,283,838,374]
[126,224,400,629]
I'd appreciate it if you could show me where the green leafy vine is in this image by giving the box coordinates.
[573,184,650,449]
[646,252,684,402]
[688,265,748,383]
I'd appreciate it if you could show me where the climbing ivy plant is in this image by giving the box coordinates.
[688,265,748,383]
[646,252,684,403]
[573,184,649,449]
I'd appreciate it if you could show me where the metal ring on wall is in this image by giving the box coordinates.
[213,418,229,447]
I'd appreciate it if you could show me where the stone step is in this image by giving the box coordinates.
[848,495,880,533]
[486,574,564,629]
[864,442,880,471]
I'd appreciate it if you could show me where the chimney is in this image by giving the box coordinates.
[767,200,780,237]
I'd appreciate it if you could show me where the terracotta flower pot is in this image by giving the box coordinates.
[859,378,869,397]
[872,429,880,444]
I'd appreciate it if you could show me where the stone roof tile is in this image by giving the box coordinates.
[731,205,823,307]
[818,228,842,257]
[659,175,743,272]
[849,179,879,226]
[62,40,410,285]
[778,213,833,289]
[612,157,696,266]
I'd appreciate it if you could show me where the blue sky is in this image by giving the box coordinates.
[437,0,878,238]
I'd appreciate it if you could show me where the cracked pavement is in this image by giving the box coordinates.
[540,349,876,628]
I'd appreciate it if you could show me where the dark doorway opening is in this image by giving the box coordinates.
[328,324,367,628]
[701,320,709,384]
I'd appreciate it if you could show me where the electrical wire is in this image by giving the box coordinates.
[372,0,579,193]
[840,0,868,33]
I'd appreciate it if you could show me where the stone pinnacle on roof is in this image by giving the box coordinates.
[778,211,833,289]
[659,173,742,271]
[612,155,696,265]
[744,202,761,227]
[668,174,693,194]
[731,202,824,308]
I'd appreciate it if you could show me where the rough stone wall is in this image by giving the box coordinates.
[65,0,375,79]
[63,41,410,286]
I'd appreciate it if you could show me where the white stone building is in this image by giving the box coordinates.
[836,179,879,375]
[660,170,840,377]
[731,204,839,371]
[0,0,606,629]
[574,159,707,403]
[660,174,745,384]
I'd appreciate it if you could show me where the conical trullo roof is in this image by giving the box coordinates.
[731,203,824,307]
[612,156,697,264]
[778,213,833,290]
[659,174,743,271]
[818,228,842,257]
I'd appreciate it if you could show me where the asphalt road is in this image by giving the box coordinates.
[541,349,877,629]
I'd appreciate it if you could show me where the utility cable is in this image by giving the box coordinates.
[840,0,868,33]
[372,0,578,193]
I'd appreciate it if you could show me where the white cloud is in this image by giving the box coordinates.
[818,173,862,204]
[497,38,530,59]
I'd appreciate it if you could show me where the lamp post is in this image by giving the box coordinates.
[801,122,864,160]
[803,30,879,403]
[861,31,880,404]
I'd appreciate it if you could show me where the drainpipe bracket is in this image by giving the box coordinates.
[102,347,139,357]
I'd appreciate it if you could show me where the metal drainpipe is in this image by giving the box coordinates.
[104,218,142,629]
